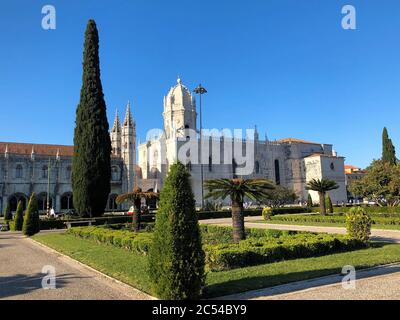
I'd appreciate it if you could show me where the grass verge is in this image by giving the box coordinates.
[33,233,400,298]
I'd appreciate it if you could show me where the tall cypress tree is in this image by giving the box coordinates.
[72,20,111,217]
[382,127,396,165]
[148,162,205,300]
[14,201,24,231]
[22,193,40,236]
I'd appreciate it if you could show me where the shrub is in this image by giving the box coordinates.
[22,193,40,236]
[307,194,313,209]
[148,162,205,300]
[346,207,372,243]
[4,204,12,222]
[325,194,333,214]
[14,201,24,231]
[205,233,365,271]
[262,207,273,220]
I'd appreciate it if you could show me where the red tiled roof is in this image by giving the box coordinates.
[276,138,322,145]
[0,142,73,157]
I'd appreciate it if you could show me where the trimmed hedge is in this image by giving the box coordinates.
[35,215,156,231]
[270,213,400,226]
[66,225,365,272]
[312,206,400,215]
[204,233,365,271]
[67,226,153,255]
[198,207,309,220]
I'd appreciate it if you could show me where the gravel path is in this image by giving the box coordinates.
[0,233,152,300]
[200,216,400,243]
[218,263,400,300]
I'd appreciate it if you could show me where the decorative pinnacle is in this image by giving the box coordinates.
[123,101,134,127]
[112,109,121,132]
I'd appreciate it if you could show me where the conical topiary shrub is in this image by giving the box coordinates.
[22,193,40,236]
[14,201,24,231]
[307,194,313,210]
[148,162,205,300]
[325,194,333,214]
[4,204,12,222]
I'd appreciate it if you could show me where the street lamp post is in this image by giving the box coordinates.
[193,84,207,210]
[47,158,51,214]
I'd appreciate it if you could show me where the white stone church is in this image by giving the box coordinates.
[0,78,347,213]
[135,78,347,206]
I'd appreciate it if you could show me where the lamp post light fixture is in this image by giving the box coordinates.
[193,84,207,210]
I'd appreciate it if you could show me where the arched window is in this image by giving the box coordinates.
[111,166,120,181]
[66,166,72,180]
[42,166,48,179]
[274,159,280,185]
[108,194,118,211]
[61,193,74,210]
[255,161,260,174]
[16,165,23,179]
[8,194,26,211]
[38,193,52,211]
[208,156,212,172]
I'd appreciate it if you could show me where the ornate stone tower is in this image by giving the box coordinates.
[121,101,136,193]
[163,77,197,139]
[110,109,121,157]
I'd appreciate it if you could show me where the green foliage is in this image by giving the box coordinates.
[22,194,40,236]
[262,207,273,220]
[307,194,313,209]
[349,160,400,206]
[205,178,275,242]
[4,204,12,222]
[306,179,339,215]
[148,162,205,300]
[346,207,372,243]
[263,185,298,208]
[72,19,111,218]
[204,233,365,271]
[14,201,24,231]
[325,194,333,214]
[67,226,153,255]
[382,127,396,165]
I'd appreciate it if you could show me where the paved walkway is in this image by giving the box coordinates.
[219,263,400,300]
[0,233,152,300]
[200,216,400,243]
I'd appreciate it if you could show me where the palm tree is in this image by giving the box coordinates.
[116,187,159,232]
[306,178,339,215]
[204,178,274,243]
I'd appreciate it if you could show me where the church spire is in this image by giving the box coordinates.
[112,109,121,132]
[123,101,134,127]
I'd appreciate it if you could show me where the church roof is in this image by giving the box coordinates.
[0,142,73,157]
[276,138,328,145]
[164,77,194,111]
[0,141,124,159]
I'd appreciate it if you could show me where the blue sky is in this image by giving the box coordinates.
[1,0,400,168]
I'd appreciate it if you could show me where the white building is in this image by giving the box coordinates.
[135,78,347,206]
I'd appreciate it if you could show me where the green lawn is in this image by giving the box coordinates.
[33,232,400,298]
[255,219,400,230]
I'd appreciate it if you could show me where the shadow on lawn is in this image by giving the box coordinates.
[0,273,88,299]
[204,243,399,299]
